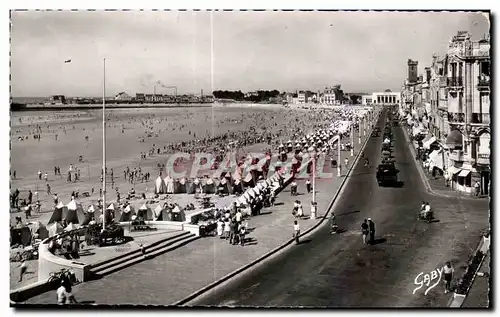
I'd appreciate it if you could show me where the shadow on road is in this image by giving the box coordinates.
[298,239,312,245]
[336,210,361,217]
[259,211,273,216]
[370,238,387,245]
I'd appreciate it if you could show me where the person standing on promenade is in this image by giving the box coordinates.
[361,219,369,244]
[368,218,375,244]
[443,262,454,293]
[293,220,300,244]
[18,259,27,282]
[306,179,311,194]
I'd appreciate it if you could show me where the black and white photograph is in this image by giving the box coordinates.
[8,8,491,308]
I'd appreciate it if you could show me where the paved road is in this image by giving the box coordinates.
[191,108,489,307]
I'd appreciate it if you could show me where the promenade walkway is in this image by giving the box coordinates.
[461,251,491,308]
[24,125,372,305]
[401,124,489,201]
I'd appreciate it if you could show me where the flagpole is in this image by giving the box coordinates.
[102,58,107,232]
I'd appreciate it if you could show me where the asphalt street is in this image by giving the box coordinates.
[190,108,489,308]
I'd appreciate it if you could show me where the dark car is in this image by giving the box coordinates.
[376,162,399,186]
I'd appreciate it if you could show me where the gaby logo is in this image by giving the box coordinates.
[413,267,443,295]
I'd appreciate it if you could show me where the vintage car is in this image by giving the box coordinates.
[376,162,399,186]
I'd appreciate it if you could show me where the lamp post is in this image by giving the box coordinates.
[363,116,366,137]
[358,118,362,145]
[337,133,341,177]
[102,58,107,232]
[350,120,354,157]
[310,149,317,220]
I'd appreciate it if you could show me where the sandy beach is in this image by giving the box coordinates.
[10,104,334,226]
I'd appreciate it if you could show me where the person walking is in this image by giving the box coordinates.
[293,220,300,244]
[28,190,33,205]
[474,181,481,197]
[18,259,27,282]
[361,219,369,244]
[443,262,454,293]
[368,218,375,244]
[306,179,312,194]
[238,223,246,246]
[224,219,231,241]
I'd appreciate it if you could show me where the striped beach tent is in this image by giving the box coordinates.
[155,176,167,194]
[48,201,65,224]
[153,205,163,221]
[137,204,153,220]
[119,204,135,222]
[64,199,85,225]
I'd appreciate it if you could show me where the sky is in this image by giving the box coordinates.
[10,10,490,97]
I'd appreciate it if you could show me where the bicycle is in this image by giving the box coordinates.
[48,268,79,286]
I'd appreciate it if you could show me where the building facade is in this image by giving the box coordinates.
[362,92,400,105]
[401,31,491,195]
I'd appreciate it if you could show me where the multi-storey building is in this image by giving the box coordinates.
[444,31,490,194]
[402,31,490,195]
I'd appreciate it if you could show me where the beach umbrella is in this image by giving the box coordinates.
[107,203,115,211]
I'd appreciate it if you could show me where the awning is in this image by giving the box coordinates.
[428,150,444,171]
[447,166,461,175]
[423,136,437,149]
[446,129,463,148]
[458,169,471,177]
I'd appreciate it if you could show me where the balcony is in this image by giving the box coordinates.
[476,153,490,166]
[477,76,490,90]
[448,112,465,123]
[439,77,448,87]
[449,150,465,162]
[448,77,463,88]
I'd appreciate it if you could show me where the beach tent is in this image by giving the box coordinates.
[10,226,32,247]
[153,205,164,221]
[47,222,63,237]
[27,221,49,240]
[136,204,153,220]
[204,178,216,194]
[232,178,243,194]
[170,206,186,222]
[218,178,230,194]
[155,176,168,194]
[82,205,101,225]
[243,172,254,187]
[48,201,65,224]
[64,200,85,224]
[64,222,79,231]
[119,205,136,222]
[176,178,187,194]
[164,175,174,194]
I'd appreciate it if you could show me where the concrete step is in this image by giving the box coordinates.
[91,233,199,278]
[90,231,189,272]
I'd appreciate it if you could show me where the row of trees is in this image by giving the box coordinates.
[212,90,281,102]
